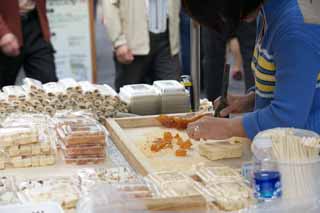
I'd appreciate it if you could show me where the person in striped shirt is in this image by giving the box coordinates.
[184,0,320,140]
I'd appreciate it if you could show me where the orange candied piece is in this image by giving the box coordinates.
[180,140,192,150]
[163,132,173,142]
[157,115,177,128]
[174,118,188,130]
[174,133,181,139]
[151,144,161,152]
[159,141,170,149]
[157,114,207,130]
[175,149,187,157]
[176,137,184,146]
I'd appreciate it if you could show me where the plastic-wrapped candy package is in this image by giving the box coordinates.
[0,113,57,169]
[22,78,45,96]
[0,176,20,205]
[16,176,80,210]
[202,181,254,212]
[2,86,27,101]
[147,171,189,185]
[59,78,82,94]
[57,123,106,147]
[77,167,142,193]
[194,165,242,183]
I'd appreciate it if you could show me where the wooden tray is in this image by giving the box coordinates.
[105,115,252,176]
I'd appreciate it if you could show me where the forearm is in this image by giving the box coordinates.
[229,117,248,138]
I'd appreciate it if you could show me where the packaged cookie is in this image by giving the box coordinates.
[0,176,20,205]
[115,183,158,199]
[57,123,106,146]
[160,180,201,198]
[95,167,141,184]
[16,176,80,210]
[0,127,38,147]
[63,155,105,165]
[195,165,241,183]
[205,181,254,212]
[61,144,105,156]
[147,171,190,186]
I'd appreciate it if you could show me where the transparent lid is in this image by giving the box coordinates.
[120,84,159,98]
[153,80,186,94]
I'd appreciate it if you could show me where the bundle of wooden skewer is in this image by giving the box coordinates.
[0,78,128,123]
[268,128,320,199]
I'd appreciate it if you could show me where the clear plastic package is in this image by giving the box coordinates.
[57,123,106,146]
[2,86,26,101]
[61,144,105,156]
[0,202,64,213]
[0,127,38,147]
[16,176,80,210]
[160,181,201,198]
[22,78,45,94]
[115,184,155,199]
[0,151,5,170]
[195,165,242,183]
[0,113,57,169]
[204,181,254,212]
[63,154,105,165]
[147,171,190,186]
[0,176,20,205]
[77,167,142,194]
[153,80,186,95]
[95,167,141,184]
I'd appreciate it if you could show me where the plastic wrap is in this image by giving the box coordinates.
[43,82,67,99]
[2,86,26,101]
[57,123,106,146]
[77,167,142,193]
[0,202,64,213]
[147,171,190,186]
[203,181,254,212]
[146,171,202,198]
[0,176,20,205]
[22,78,45,95]
[77,183,208,213]
[59,78,82,93]
[0,127,38,147]
[0,113,57,169]
[79,81,99,96]
[16,176,80,210]
[195,165,242,183]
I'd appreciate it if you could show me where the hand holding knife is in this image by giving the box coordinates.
[214,63,230,118]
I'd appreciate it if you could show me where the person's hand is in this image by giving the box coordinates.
[214,92,255,117]
[115,44,134,64]
[0,33,20,57]
[187,116,234,140]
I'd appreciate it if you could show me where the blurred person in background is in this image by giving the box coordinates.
[102,0,181,91]
[201,21,256,102]
[230,22,256,90]
[180,8,191,75]
[0,0,57,88]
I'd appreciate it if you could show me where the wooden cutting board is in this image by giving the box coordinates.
[105,114,252,176]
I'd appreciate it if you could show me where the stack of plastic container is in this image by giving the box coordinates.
[153,80,190,114]
[56,116,107,165]
[119,84,160,115]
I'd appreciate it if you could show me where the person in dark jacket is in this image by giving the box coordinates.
[0,0,57,88]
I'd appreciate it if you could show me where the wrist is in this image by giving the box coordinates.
[229,117,247,138]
